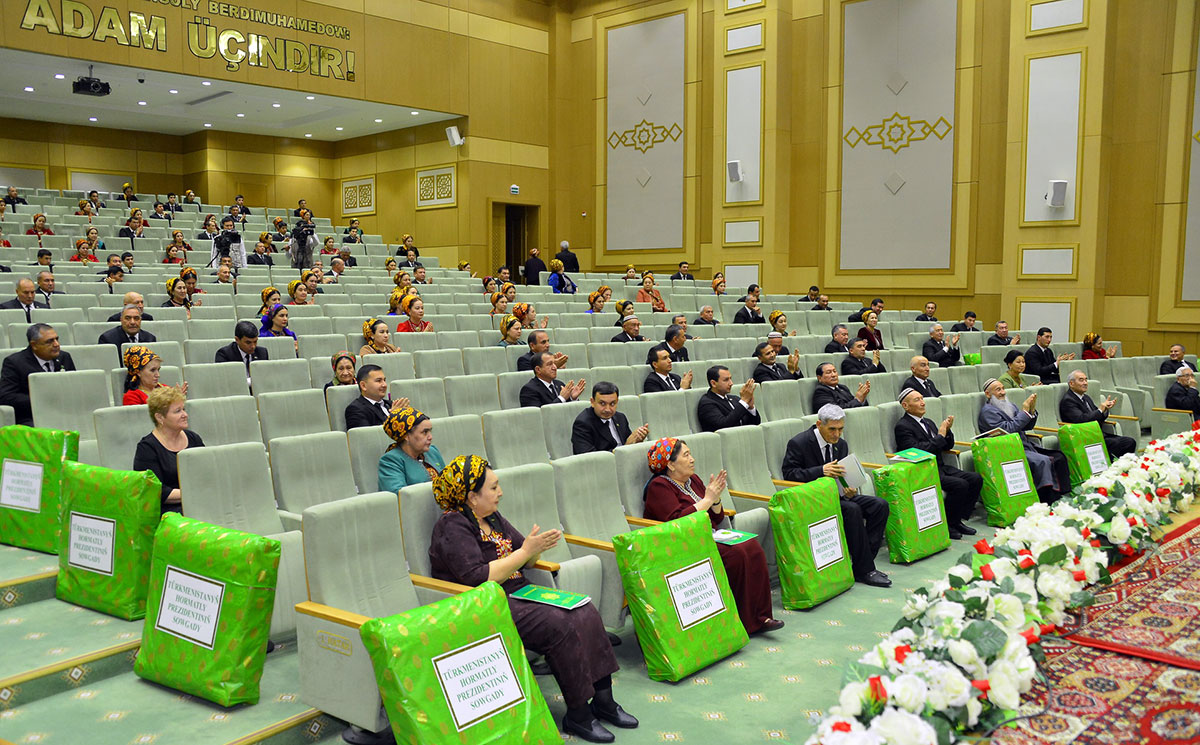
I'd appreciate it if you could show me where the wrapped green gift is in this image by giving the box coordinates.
[963,353,982,366]
[56,462,161,620]
[612,512,747,682]
[359,582,560,745]
[0,426,80,554]
[971,433,1038,527]
[134,513,280,707]
[768,479,854,610]
[1057,421,1110,488]
[871,459,951,564]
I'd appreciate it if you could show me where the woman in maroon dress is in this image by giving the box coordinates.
[428,455,637,743]
[642,438,783,636]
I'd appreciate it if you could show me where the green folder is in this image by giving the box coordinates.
[889,447,935,463]
[510,584,591,610]
[712,528,757,545]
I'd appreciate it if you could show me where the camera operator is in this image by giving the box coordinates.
[209,215,247,270]
[289,209,318,269]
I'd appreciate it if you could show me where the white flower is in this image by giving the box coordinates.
[987,660,1021,710]
[946,564,974,584]
[928,599,965,625]
[866,707,938,745]
[1107,515,1131,543]
[948,639,985,678]
[838,681,868,717]
[925,664,972,709]
[889,674,928,714]
[965,695,982,726]
[1036,568,1075,602]
[992,594,1025,632]
[901,592,931,620]
[988,557,1017,581]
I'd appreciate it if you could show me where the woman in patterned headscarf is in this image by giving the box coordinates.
[768,310,797,338]
[501,282,517,303]
[612,299,635,327]
[359,318,400,356]
[498,314,523,347]
[712,277,726,296]
[325,351,357,391]
[597,285,613,303]
[585,290,606,314]
[489,292,508,316]
[179,266,206,305]
[481,276,497,295]
[260,304,297,341]
[547,258,577,294]
[386,287,409,316]
[26,213,54,238]
[642,438,781,637]
[71,238,98,264]
[122,346,186,405]
[635,271,666,312]
[428,456,633,741]
[378,406,444,492]
[511,302,548,330]
[623,264,638,280]
[287,279,312,306]
[393,270,412,290]
[395,295,433,332]
[457,259,473,275]
[258,286,281,315]
[162,277,191,311]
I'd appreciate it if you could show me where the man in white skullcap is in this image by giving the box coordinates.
[1166,365,1200,421]
[979,378,1070,502]
[894,388,981,538]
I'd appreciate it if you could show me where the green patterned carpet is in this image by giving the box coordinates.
[0,545,58,611]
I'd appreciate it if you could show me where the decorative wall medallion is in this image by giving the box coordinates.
[416,165,457,210]
[608,119,683,153]
[844,112,952,154]
[340,176,375,217]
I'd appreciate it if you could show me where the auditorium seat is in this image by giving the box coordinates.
[183,361,249,399]
[7,323,73,347]
[31,370,111,439]
[762,418,809,483]
[185,395,263,447]
[249,358,311,396]
[427,414,486,463]
[391,376,449,419]
[324,383,361,432]
[540,400,591,458]
[757,379,802,422]
[268,431,358,514]
[62,343,120,371]
[482,408,549,467]
[444,374,500,417]
[413,349,464,378]
[346,425,389,493]
[178,443,299,532]
[462,346,507,375]
[719,425,783,510]
[93,404,149,470]
[497,371,529,409]
[586,342,627,368]
[640,390,691,437]
[258,389,331,442]
[947,365,979,394]
[139,320,186,343]
[368,351,415,382]
[587,365,638,398]
[257,335,300,360]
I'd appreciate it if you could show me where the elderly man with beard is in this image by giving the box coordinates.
[978,378,1070,502]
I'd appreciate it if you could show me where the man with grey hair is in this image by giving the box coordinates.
[1060,369,1136,458]
[895,388,980,537]
[0,324,76,426]
[825,324,851,354]
[812,362,868,411]
[1166,365,1200,421]
[554,240,579,273]
[98,305,156,352]
[781,403,891,587]
[695,305,719,326]
[922,323,961,368]
[34,270,61,307]
[1160,344,1198,376]
[986,321,1020,347]
[0,278,48,323]
[979,378,1069,501]
[902,355,942,397]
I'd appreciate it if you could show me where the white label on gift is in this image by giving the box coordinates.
[1084,443,1108,475]
[432,632,525,732]
[0,459,43,513]
[809,515,845,571]
[67,512,115,576]
[1001,459,1032,496]
[155,566,225,650]
[912,486,943,531]
[665,558,726,630]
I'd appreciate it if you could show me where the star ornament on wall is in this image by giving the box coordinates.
[844,112,952,153]
[608,119,683,153]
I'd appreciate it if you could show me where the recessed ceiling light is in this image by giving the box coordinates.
[168,89,178,94]
[305,95,315,100]
[374,118,382,123]
[201,80,211,86]
[203,123,212,128]
[304,133,312,138]
[236,113,245,118]
[272,103,281,108]
[54,74,65,80]
[88,117,97,122]
[137,101,147,106]
[335,126,344,131]
[23,87,34,92]
[410,111,419,116]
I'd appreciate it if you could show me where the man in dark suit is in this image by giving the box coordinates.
[33,271,62,307]
[752,342,803,382]
[344,365,402,429]
[520,352,585,407]
[643,347,693,393]
[812,363,869,411]
[697,365,760,433]
[986,320,1021,346]
[1059,370,1137,458]
[733,296,765,324]
[781,404,891,587]
[610,316,646,343]
[87,190,107,211]
[1165,366,1200,422]
[921,324,961,368]
[516,330,568,372]
[914,302,938,322]
[571,381,649,454]
[555,240,580,273]
[98,305,157,354]
[902,355,943,398]
[233,195,252,216]
[1161,345,1198,376]
[669,261,695,281]
[293,199,310,217]
[848,298,884,324]
[648,325,689,364]
[825,324,852,354]
[214,321,268,382]
[4,186,28,208]
[694,305,719,326]
[841,339,886,376]
[107,292,153,322]
[950,311,980,333]
[1024,327,1072,384]
[247,241,274,265]
[895,389,981,538]
[0,278,48,323]
[811,294,832,311]
[0,324,76,426]
[806,286,821,304]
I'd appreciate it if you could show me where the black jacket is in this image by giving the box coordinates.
[1059,391,1109,425]
[519,377,565,407]
[1161,359,1198,376]
[901,375,942,398]
[0,348,77,426]
[782,427,845,483]
[1166,382,1200,420]
[516,350,537,372]
[571,408,633,454]
[98,327,157,348]
[1023,344,1061,384]
[697,389,760,433]
[0,298,49,321]
[825,340,851,354]
[951,323,980,332]
[246,253,273,266]
[848,307,871,323]
[214,342,269,365]
[812,383,866,411]
[841,356,885,376]
[554,249,580,273]
[986,334,1016,346]
[611,332,645,343]
[733,306,765,324]
[694,317,719,326]
[669,272,695,280]
[894,415,955,457]
[915,314,938,322]
[345,395,392,429]
[811,304,832,311]
[524,256,546,286]
[752,362,802,382]
[643,371,683,393]
[922,338,961,368]
[649,341,688,363]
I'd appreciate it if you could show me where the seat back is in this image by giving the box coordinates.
[463,346,509,375]
[325,384,361,431]
[432,414,487,463]
[718,425,779,501]
[587,342,628,368]
[444,374,500,416]
[398,481,439,577]
[490,463,577,566]
[249,358,311,396]
[612,441,654,517]
[30,370,112,438]
[539,400,589,458]
[552,452,631,540]
[391,376,449,419]
[185,395,263,446]
[304,492,420,617]
[257,389,331,443]
[948,365,979,395]
[482,408,550,467]
[178,443,285,535]
[497,371,529,410]
[347,425,390,494]
[757,379,802,422]
[269,431,358,513]
[940,393,980,439]
[762,418,806,481]
[94,404,149,470]
[843,406,888,469]
[183,361,249,399]
[413,349,464,377]
[640,390,692,437]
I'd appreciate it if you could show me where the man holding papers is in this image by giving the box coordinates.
[781,404,891,588]
[979,379,1070,502]
[1059,370,1136,459]
[894,388,981,538]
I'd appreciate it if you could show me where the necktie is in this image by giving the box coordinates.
[666,375,676,390]
[824,443,833,463]
[243,354,252,377]
[606,418,620,445]
[23,304,31,323]
[923,419,936,437]
[43,361,53,373]
[547,382,558,399]
[1083,395,1094,411]
[128,334,137,344]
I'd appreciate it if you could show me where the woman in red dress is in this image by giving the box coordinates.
[26,213,54,238]
[123,346,187,405]
[70,239,98,264]
[642,437,783,636]
[1081,332,1115,360]
[395,294,433,332]
[856,311,885,350]
[635,272,667,312]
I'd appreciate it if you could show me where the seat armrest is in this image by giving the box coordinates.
[625,516,659,528]
[1152,407,1191,414]
[278,510,302,532]
[295,600,370,630]
[1108,414,1138,421]
[532,559,561,573]
[728,488,770,503]
[410,574,472,595]
[954,440,975,447]
[563,534,616,552]
[771,478,799,488]
[1032,426,1058,433]
[861,461,884,469]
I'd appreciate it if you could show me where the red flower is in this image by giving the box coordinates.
[1017,549,1032,556]
[1073,556,1080,565]
[868,675,888,702]
[1090,539,1101,547]
[1040,622,1056,635]
[974,540,994,555]
[980,564,995,581]
[894,644,911,664]
[1072,570,1086,582]
[971,679,990,699]
[1127,516,1138,526]
[1020,627,1040,645]
[1118,544,1134,556]
[831,721,852,733]
[1081,527,1091,538]
[1097,488,1108,497]
[1192,421,1200,431]
[1019,556,1036,570]
[1156,487,1171,498]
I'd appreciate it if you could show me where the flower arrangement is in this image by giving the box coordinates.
[806,428,1200,745]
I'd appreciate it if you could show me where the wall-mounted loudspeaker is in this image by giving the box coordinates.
[1045,180,1067,207]
[446,126,465,147]
[726,160,743,183]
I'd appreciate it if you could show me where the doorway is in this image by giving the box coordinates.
[490,202,540,283]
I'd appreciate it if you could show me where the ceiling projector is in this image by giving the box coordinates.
[72,76,111,97]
